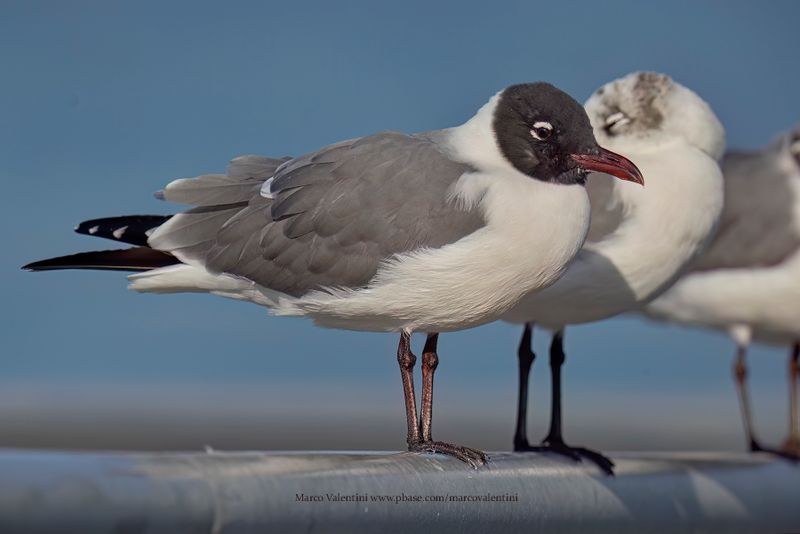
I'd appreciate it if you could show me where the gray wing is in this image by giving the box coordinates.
[691,144,800,271]
[150,131,485,297]
[149,155,290,265]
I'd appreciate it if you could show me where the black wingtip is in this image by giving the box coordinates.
[21,248,180,272]
[74,215,172,246]
[22,258,65,272]
[22,257,58,271]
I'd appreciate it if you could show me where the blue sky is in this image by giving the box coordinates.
[1,1,799,451]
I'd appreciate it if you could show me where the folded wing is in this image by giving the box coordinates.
[149,132,486,297]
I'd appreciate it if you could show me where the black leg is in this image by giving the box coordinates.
[513,324,536,451]
[734,343,798,461]
[518,330,615,475]
[543,330,566,445]
[398,332,487,468]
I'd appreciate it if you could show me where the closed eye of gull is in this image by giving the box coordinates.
[604,111,631,132]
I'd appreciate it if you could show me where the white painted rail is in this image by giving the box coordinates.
[0,449,797,533]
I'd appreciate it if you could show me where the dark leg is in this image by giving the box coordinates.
[780,343,799,457]
[397,330,420,446]
[419,333,439,443]
[734,343,797,461]
[513,324,536,451]
[519,330,615,475]
[543,331,566,445]
[398,331,487,468]
[733,343,762,452]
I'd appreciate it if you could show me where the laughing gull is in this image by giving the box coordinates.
[24,82,643,467]
[645,123,800,460]
[500,72,725,473]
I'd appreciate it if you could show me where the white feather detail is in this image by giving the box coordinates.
[112,225,128,239]
[260,176,275,199]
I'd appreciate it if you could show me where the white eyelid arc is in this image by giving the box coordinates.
[530,121,553,141]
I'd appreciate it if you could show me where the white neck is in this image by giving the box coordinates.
[587,139,723,294]
[444,93,512,172]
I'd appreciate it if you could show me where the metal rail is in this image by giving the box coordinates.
[0,449,797,533]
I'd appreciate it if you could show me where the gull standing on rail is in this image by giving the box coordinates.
[645,123,800,459]
[501,73,725,473]
[24,82,643,467]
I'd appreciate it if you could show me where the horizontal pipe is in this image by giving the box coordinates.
[0,449,797,533]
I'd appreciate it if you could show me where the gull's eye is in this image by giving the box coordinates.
[604,111,631,135]
[530,121,553,141]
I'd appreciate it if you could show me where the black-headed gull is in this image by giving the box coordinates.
[24,82,643,467]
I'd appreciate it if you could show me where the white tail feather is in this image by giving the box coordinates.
[128,264,289,309]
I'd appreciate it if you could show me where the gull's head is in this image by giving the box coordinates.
[585,72,725,160]
[492,82,643,186]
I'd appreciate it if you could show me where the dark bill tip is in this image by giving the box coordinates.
[571,147,644,186]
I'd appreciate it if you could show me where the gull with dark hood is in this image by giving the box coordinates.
[25,81,642,467]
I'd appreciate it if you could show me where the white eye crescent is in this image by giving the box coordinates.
[530,121,553,141]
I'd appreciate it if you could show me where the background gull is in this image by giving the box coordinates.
[644,123,800,459]
[500,72,725,473]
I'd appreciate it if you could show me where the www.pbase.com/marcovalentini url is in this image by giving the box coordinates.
[296,492,520,504]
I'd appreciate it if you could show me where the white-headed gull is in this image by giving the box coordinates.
[500,72,725,473]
